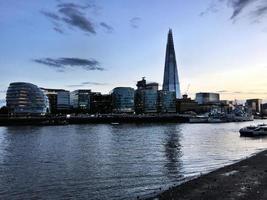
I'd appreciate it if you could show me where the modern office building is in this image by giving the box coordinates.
[41,88,58,113]
[112,87,135,113]
[158,90,176,113]
[6,82,49,115]
[135,77,177,114]
[162,29,181,99]
[136,77,147,90]
[135,78,159,113]
[195,93,220,104]
[146,82,159,91]
[70,90,91,111]
[246,99,262,115]
[143,89,159,113]
[90,92,112,114]
[261,103,267,116]
[135,78,147,113]
[220,100,235,114]
[42,88,70,112]
[176,94,199,114]
[57,91,70,111]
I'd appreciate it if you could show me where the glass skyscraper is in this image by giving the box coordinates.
[70,90,91,111]
[112,87,135,113]
[162,29,181,99]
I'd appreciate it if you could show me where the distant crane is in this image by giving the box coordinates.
[184,84,191,96]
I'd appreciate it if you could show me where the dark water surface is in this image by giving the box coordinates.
[1,121,267,200]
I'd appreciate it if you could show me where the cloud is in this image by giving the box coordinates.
[33,57,104,72]
[66,81,108,88]
[41,2,112,35]
[228,0,258,20]
[57,3,91,10]
[53,26,64,34]
[0,99,5,106]
[58,4,96,34]
[130,17,141,28]
[66,84,84,87]
[227,0,267,21]
[41,2,97,35]
[202,0,267,21]
[252,4,267,20]
[100,22,113,33]
[199,2,220,16]
[217,90,229,93]
[40,10,61,21]
[82,81,108,86]
[216,90,267,95]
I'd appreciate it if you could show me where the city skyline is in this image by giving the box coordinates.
[1,0,267,106]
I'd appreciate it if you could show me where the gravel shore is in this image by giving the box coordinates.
[146,149,267,200]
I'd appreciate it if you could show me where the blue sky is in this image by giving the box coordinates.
[0,0,267,105]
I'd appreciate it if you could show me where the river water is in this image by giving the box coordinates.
[0,120,267,200]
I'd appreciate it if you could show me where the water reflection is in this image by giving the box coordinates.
[163,125,182,180]
[0,126,45,199]
[0,127,8,163]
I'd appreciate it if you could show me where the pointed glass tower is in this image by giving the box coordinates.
[162,29,181,99]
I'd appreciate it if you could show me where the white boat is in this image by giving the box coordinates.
[189,115,225,123]
[226,113,254,122]
[239,124,267,137]
[111,122,120,125]
[207,117,226,123]
[189,116,208,123]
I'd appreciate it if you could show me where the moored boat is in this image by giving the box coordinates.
[189,116,208,123]
[111,122,120,125]
[239,124,267,137]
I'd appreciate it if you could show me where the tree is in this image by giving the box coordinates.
[0,106,8,115]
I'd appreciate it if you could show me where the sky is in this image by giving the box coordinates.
[0,0,267,106]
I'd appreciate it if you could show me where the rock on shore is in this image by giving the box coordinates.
[146,149,267,200]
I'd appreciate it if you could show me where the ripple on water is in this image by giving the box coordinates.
[0,120,267,199]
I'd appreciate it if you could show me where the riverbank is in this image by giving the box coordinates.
[146,149,267,200]
[0,114,258,126]
[0,114,190,126]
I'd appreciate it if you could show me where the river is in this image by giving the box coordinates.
[0,120,267,199]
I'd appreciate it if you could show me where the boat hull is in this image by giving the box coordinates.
[240,130,254,137]
[240,128,267,137]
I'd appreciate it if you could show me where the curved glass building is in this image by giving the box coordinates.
[6,82,49,115]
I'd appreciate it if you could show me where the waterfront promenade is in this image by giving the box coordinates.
[147,149,267,200]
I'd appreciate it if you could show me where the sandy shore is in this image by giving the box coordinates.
[146,149,267,200]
